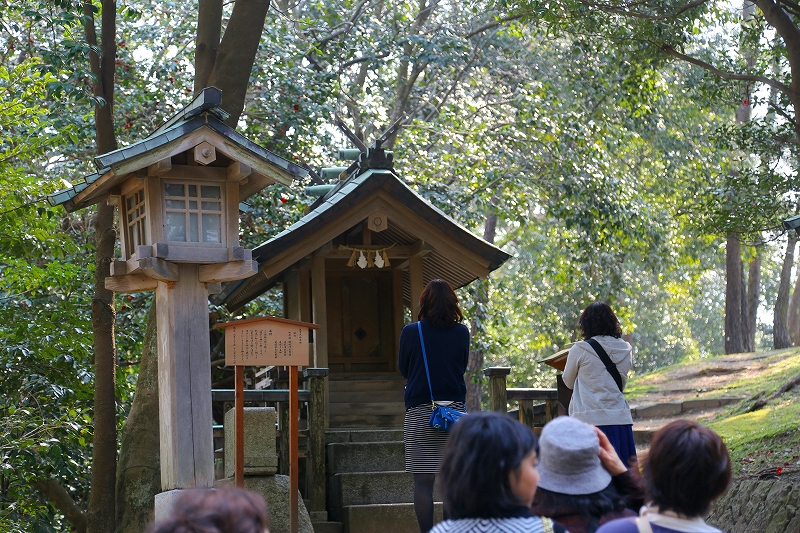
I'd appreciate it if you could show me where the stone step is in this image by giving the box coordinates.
[342,503,443,533]
[312,522,343,533]
[330,390,405,404]
[329,402,406,415]
[331,471,442,508]
[329,414,404,428]
[326,441,405,474]
[630,397,744,419]
[329,379,406,393]
[326,428,404,444]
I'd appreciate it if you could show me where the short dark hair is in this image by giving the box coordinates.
[579,302,622,339]
[146,487,268,533]
[417,279,464,329]
[533,484,626,532]
[439,412,539,519]
[643,420,731,517]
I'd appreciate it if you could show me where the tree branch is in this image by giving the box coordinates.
[768,100,799,128]
[465,13,524,39]
[33,478,87,533]
[582,0,710,20]
[659,44,793,96]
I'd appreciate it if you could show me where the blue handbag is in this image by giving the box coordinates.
[417,322,467,433]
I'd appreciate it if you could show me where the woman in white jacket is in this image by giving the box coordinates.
[563,302,636,466]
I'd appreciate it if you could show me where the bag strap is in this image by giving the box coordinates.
[586,338,624,393]
[635,517,654,533]
[417,322,436,405]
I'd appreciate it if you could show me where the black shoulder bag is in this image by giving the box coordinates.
[586,338,624,393]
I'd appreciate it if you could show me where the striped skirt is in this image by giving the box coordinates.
[404,402,466,474]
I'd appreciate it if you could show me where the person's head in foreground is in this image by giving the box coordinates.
[533,416,629,532]
[146,486,268,533]
[643,419,731,517]
[438,412,540,519]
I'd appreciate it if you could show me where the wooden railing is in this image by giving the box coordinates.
[484,367,559,431]
[210,368,328,514]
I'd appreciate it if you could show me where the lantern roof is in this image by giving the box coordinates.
[48,87,307,212]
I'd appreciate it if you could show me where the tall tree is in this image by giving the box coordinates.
[81,2,119,531]
[774,234,797,348]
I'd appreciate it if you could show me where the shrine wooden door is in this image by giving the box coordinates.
[326,271,395,373]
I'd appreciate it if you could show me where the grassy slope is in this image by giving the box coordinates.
[625,348,800,476]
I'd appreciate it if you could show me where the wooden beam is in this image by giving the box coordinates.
[393,241,433,271]
[148,157,172,176]
[105,273,158,293]
[227,161,252,181]
[156,265,214,489]
[110,260,128,276]
[198,260,258,283]
[409,255,423,321]
[311,254,328,369]
[298,269,312,364]
[206,282,222,294]
[121,177,145,197]
[285,269,300,321]
[226,180,239,248]
[227,247,249,261]
[161,165,227,181]
[393,268,404,370]
[145,176,164,243]
[152,243,240,263]
[140,257,180,282]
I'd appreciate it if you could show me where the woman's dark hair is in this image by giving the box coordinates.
[417,279,464,328]
[643,420,731,517]
[146,487,268,533]
[439,412,539,519]
[533,485,626,533]
[579,302,622,339]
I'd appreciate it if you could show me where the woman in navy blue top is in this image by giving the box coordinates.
[399,279,470,533]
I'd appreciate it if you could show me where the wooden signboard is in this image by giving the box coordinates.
[222,315,316,367]
[217,315,319,533]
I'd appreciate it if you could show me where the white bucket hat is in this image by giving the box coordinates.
[536,416,612,495]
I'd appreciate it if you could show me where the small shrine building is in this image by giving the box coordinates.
[213,147,511,427]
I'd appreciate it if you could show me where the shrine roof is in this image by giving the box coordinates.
[213,167,511,310]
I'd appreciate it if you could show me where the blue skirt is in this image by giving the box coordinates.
[597,424,637,467]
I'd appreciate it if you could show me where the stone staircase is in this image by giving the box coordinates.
[630,397,744,447]
[322,428,443,533]
[328,374,406,428]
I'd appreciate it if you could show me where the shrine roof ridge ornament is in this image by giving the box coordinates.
[48,87,308,212]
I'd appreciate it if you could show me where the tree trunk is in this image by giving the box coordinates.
[466,210,497,412]
[84,2,119,533]
[725,233,745,354]
[206,0,272,127]
[745,251,761,351]
[739,260,750,351]
[115,305,160,533]
[774,235,797,349]
[193,0,223,94]
[788,266,800,345]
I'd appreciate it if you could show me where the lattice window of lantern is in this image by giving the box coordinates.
[164,182,224,244]
[125,188,147,256]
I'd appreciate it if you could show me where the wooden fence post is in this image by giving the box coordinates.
[484,367,511,413]
[304,368,328,514]
[518,399,535,429]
